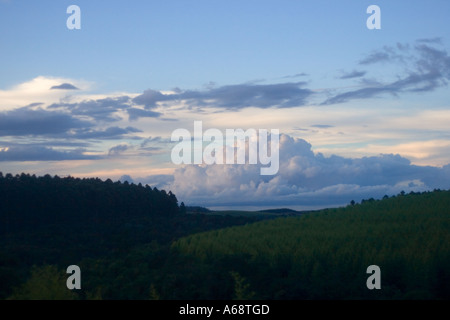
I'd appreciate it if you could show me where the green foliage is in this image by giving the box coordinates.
[0,172,262,300]
[7,265,78,300]
[149,283,160,300]
[2,171,449,299]
[231,272,255,300]
[85,287,103,300]
[172,190,450,299]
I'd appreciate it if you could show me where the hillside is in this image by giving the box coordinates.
[194,208,305,218]
[1,172,449,299]
[0,173,265,299]
[171,190,450,299]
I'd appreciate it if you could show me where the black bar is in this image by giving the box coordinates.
[1,300,445,319]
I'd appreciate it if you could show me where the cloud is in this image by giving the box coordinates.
[49,95,165,122]
[119,175,134,184]
[358,44,407,65]
[2,140,91,149]
[417,37,442,44]
[322,42,450,105]
[127,108,161,121]
[136,136,169,155]
[0,145,99,162]
[138,174,174,189]
[132,134,450,208]
[140,136,162,147]
[281,73,309,79]
[139,136,172,149]
[108,144,129,156]
[71,126,142,140]
[132,89,169,109]
[50,83,79,90]
[359,51,392,65]
[361,139,450,167]
[339,70,367,79]
[50,96,131,122]
[0,76,90,111]
[321,86,390,105]
[133,82,313,110]
[311,124,334,129]
[0,107,93,137]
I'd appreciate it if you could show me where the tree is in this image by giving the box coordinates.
[7,265,78,300]
[180,202,187,214]
[149,284,160,300]
[231,272,255,300]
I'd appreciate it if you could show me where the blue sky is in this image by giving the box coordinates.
[1,0,450,209]
[2,0,448,91]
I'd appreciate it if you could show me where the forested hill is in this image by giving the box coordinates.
[3,172,449,300]
[0,172,179,230]
[171,189,450,299]
[0,172,262,299]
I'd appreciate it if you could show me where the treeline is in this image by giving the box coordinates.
[170,190,450,299]
[17,189,446,300]
[0,172,179,230]
[0,172,264,299]
[2,173,449,299]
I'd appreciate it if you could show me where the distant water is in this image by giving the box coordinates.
[206,204,345,212]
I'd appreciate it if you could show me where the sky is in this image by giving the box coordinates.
[1,0,450,210]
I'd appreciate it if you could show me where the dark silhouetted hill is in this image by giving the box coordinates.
[0,172,262,299]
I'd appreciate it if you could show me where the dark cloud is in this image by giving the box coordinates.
[127,108,161,121]
[132,47,445,109]
[359,51,391,65]
[0,145,99,162]
[0,103,142,146]
[339,70,367,79]
[132,89,169,109]
[358,44,407,65]
[323,43,450,105]
[199,82,312,109]
[108,144,129,156]
[50,83,79,90]
[415,44,450,79]
[3,141,91,148]
[321,86,391,105]
[72,97,130,122]
[71,126,142,140]
[50,96,131,122]
[140,136,164,148]
[0,107,93,137]
[137,136,168,154]
[133,82,313,110]
[311,124,334,129]
[281,73,309,79]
